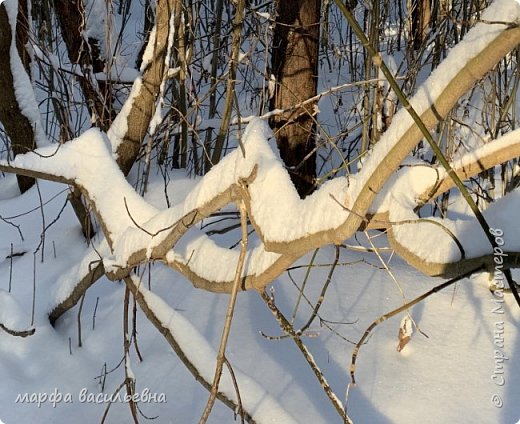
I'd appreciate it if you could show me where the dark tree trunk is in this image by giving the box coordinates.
[411,0,431,50]
[270,0,321,198]
[52,0,116,240]
[0,1,35,193]
[53,0,115,130]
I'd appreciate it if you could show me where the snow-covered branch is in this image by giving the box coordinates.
[0,0,519,302]
[0,1,47,193]
[109,0,181,175]
[418,128,520,205]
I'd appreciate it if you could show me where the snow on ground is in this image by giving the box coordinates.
[1,0,520,421]
[0,173,519,424]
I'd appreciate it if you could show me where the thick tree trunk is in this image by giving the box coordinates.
[114,0,181,176]
[270,0,321,197]
[411,0,431,50]
[0,2,35,193]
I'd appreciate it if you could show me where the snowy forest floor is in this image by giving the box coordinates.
[0,173,519,424]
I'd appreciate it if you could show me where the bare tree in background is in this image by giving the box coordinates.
[411,0,431,50]
[53,0,115,131]
[1,1,520,423]
[270,0,321,197]
[0,0,35,193]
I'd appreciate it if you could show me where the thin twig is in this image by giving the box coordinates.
[260,289,353,424]
[92,296,99,330]
[100,380,127,424]
[35,180,46,262]
[240,77,405,125]
[132,296,144,362]
[291,248,319,323]
[8,243,13,293]
[223,357,245,424]
[363,231,428,340]
[123,287,139,423]
[31,253,36,326]
[77,294,85,347]
[298,246,340,334]
[199,194,249,424]
[349,266,483,386]
[0,214,24,241]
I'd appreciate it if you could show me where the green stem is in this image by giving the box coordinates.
[334,0,520,307]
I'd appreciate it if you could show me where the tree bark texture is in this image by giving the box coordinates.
[53,0,115,130]
[114,0,181,176]
[0,2,35,193]
[411,0,431,50]
[270,0,321,197]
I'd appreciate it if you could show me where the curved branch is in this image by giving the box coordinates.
[0,322,35,337]
[110,170,257,276]
[259,19,520,256]
[417,129,520,205]
[387,225,520,278]
[1,2,520,297]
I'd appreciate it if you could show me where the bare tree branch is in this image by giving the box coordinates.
[0,322,35,337]
[113,0,182,175]
[53,0,115,130]
[0,2,36,193]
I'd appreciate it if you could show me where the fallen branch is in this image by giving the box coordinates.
[0,322,35,337]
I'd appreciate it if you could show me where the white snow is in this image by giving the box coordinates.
[1,1,520,423]
[107,77,143,155]
[135,276,298,423]
[4,0,48,148]
[349,0,520,206]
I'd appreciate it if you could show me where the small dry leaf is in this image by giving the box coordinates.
[397,316,413,353]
